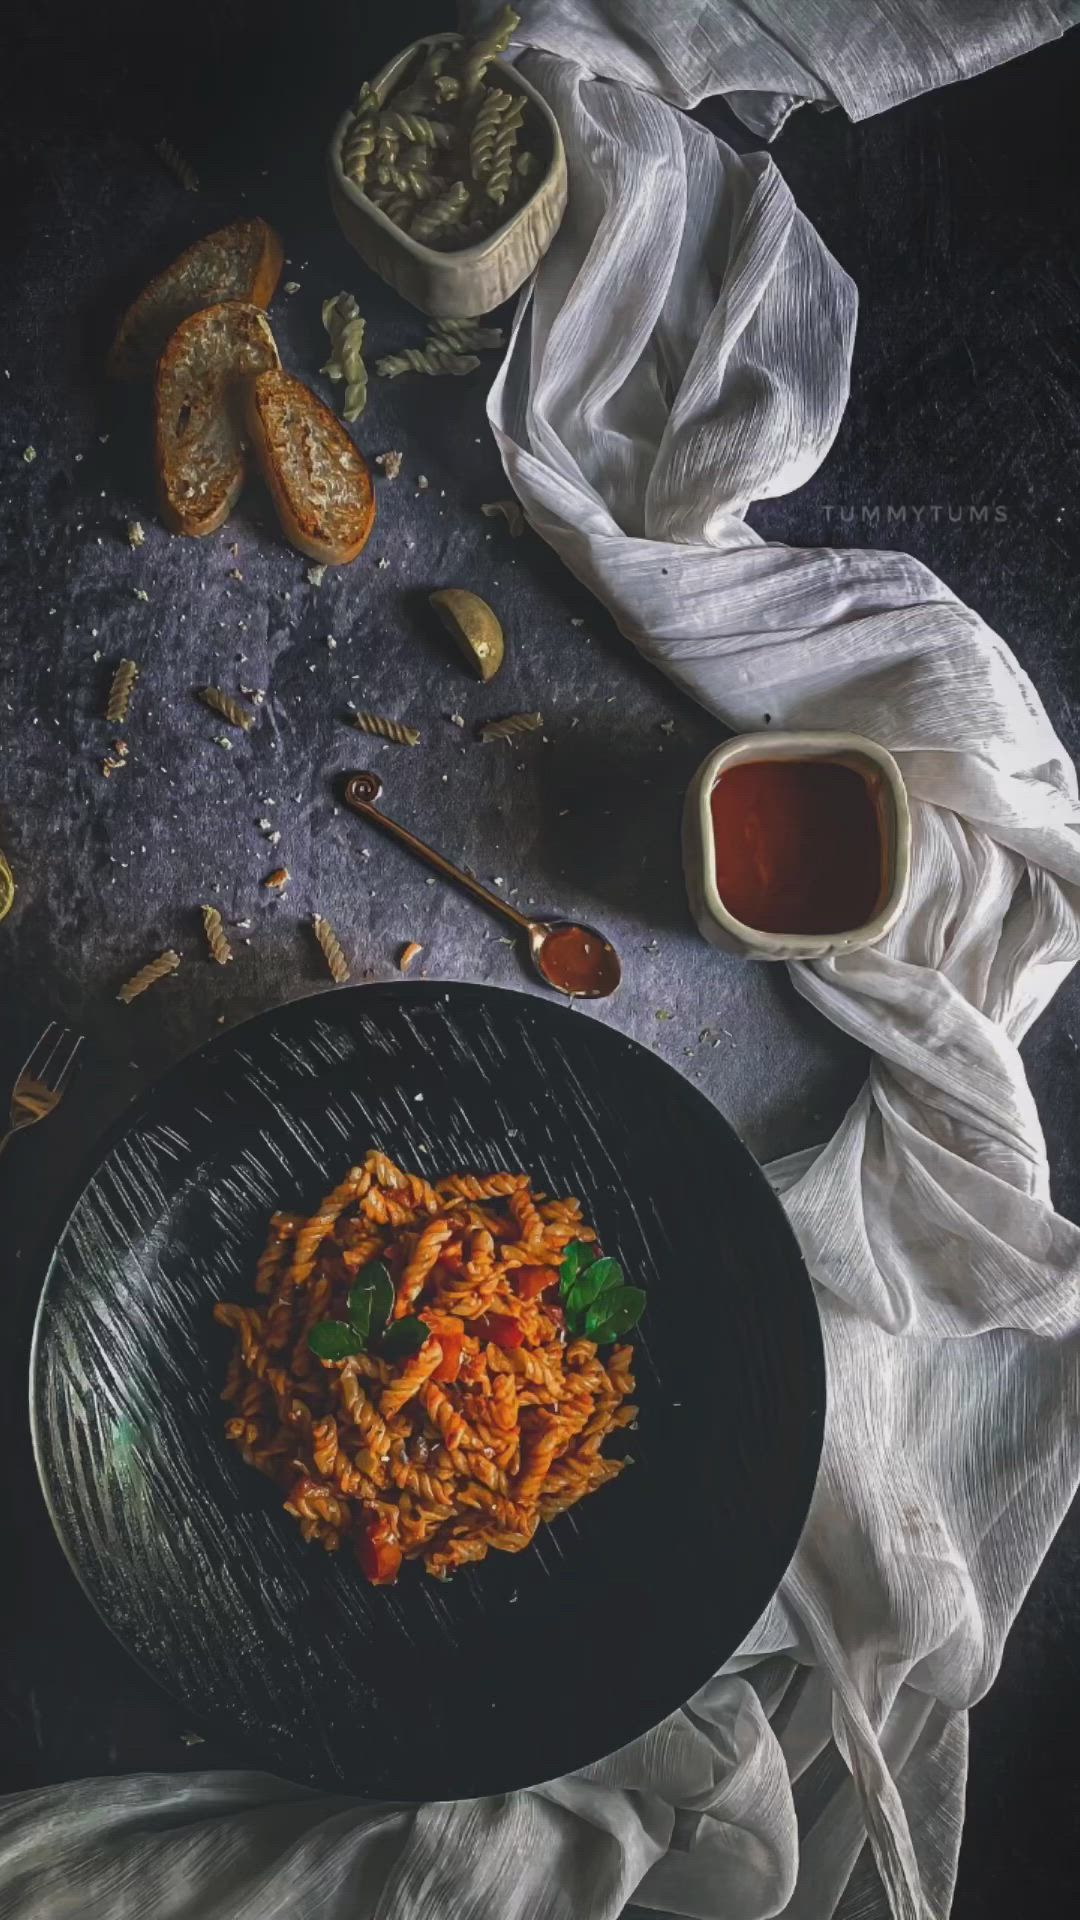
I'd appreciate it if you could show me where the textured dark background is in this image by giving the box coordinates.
[1,2,1079,1911]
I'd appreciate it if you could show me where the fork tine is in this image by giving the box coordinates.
[48,1033,85,1099]
[16,1021,62,1086]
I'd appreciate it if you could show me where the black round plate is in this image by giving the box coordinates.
[30,984,823,1800]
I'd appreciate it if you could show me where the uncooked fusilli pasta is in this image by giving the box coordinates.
[408,179,470,247]
[375,343,480,380]
[214,1153,637,1583]
[432,318,506,352]
[197,686,256,731]
[483,95,526,204]
[379,110,453,149]
[469,86,511,178]
[105,659,140,724]
[478,710,543,742]
[337,10,542,252]
[347,710,421,747]
[116,949,181,1003]
[312,914,351,984]
[201,905,233,966]
[460,5,520,96]
[321,293,368,421]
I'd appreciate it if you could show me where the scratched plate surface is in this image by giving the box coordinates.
[30,983,824,1799]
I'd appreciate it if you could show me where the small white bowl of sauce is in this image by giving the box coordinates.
[683,730,911,961]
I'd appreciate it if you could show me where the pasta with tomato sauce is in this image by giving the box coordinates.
[214,1152,639,1583]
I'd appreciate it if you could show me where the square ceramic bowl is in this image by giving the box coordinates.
[683,730,912,961]
[327,33,567,319]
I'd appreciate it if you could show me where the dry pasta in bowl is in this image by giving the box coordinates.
[214,1151,644,1584]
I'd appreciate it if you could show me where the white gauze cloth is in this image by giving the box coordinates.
[4,15,1080,1920]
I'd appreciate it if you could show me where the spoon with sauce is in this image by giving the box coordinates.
[343,772,621,1000]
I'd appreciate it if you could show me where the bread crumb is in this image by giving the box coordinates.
[127,520,145,547]
[306,563,326,587]
[377,558,389,570]
[22,446,36,463]
[375,451,403,479]
[283,281,300,294]
[133,587,150,602]
[416,474,429,490]
[263,867,289,889]
[399,941,423,973]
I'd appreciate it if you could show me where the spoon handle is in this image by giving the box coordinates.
[344,774,534,933]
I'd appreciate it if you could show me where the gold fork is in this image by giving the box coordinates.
[0,1022,85,1160]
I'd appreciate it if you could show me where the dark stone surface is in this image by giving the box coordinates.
[1,2,1077,1910]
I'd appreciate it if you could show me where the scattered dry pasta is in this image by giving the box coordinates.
[197,686,256,731]
[214,1155,636,1584]
[375,343,480,380]
[478,710,543,742]
[105,659,139,724]
[321,293,368,422]
[201,905,233,966]
[312,914,351,983]
[347,710,421,747]
[117,949,181,1003]
[433,318,505,352]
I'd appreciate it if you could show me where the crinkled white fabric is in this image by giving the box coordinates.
[5,20,1080,1920]
[464,0,1080,134]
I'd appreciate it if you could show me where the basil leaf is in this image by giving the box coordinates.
[566,1258,623,1318]
[346,1287,372,1345]
[308,1319,366,1361]
[586,1285,647,1343]
[380,1315,431,1361]
[348,1260,394,1340]
[559,1239,598,1297]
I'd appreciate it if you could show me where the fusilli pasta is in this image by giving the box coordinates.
[105,658,139,724]
[338,12,543,251]
[477,710,543,742]
[197,686,256,731]
[116,949,181,1003]
[201,904,233,966]
[375,343,480,380]
[321,293,368,421]
[312,914,351,985]
[459,5,521,96]
[347,710,421,747]
[214,1154,636,1584]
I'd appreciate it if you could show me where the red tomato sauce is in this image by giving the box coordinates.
[710,758,884,935]
[539,923,620,996]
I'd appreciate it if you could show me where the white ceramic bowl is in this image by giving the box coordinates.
[683,730,912,961]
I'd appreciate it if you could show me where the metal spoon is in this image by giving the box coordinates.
[343,772,621,1000]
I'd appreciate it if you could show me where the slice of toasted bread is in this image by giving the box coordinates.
[109,217,284,381]
[154,302,280,537]
[244,370,376,564]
